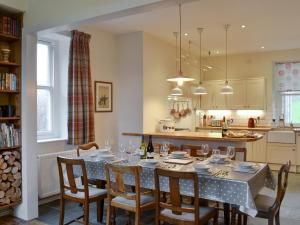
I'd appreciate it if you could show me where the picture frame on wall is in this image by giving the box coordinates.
[94,81,113,112]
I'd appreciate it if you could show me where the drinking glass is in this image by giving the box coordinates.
[227,146,236,160]
[119,143,127,159]
[104,139,112,151]
[160,142,169,158]
[201,144,210,159]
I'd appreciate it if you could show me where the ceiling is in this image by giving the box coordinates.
[92,0,300,56]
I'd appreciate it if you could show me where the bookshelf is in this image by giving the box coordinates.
[0,8,22,210]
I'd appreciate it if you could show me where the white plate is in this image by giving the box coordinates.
[208,157,228,164]
[193,163,210,171]
[171,151,187,156]
[99,154,114,160]
[140,159,159,165]
[237,162,255,169]
[98,149,111,155]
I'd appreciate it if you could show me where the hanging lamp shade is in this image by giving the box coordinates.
[221,24,233,95]
[220,81,234,95]
[167,4,194,86]
[170,86,183,96]
[194,84,208,95]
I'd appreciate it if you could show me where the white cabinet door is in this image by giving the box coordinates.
[267,143,296,164]
[246,79,265,109]
[296,132,300,165]
[214,82,227,109]
[201,82,215,109]
[227,80,246,109]
[252,132,267,162]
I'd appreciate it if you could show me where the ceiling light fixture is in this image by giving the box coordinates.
[170,86,183,96]
[241,25,246,28]
[184,33,188,36]
[166,4,194,86]
[261,46,265,49]
[220,24,234,95]
[194,28,207,95]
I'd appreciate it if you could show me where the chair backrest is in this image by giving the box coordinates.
[274,161,291,208]
[154,168,200,223]
[218,146,247,161]
[181,144,212,157]
[57,156,89,198]
[105,164,142,207]
[77,142,99,156]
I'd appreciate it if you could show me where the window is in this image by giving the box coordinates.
[37,41,55,139]
[274,62,300,125]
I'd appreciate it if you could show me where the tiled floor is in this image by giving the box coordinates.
[2,173,300,225]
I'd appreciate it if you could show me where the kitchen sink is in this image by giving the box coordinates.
[268,130,295,144]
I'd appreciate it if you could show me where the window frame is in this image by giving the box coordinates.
[282,93,300,126]
[37,40,57,140]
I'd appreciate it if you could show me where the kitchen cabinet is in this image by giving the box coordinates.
[202,78,265,110]
[296,132,300,165]
[227,80,246,109]
[246,132,267,162]
[245,78,265,109]
[201,81,227,109]
[267,143,296,165]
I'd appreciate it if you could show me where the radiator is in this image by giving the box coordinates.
[37,150,77,199]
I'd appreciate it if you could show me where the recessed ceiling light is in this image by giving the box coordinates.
[261,46,265,49]
[241,25,246,29]
[216,50,220,54]
[184,33,188,36]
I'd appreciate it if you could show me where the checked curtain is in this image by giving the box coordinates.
[67,30,95,145]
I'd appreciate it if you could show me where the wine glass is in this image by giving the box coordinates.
[119,143,127,159]
[201,144,210,159]
[104,139,112,151]
[160,142,169,158]
[227,146,236,160]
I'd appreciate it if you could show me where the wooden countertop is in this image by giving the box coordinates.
[123,131,263,142]
[196,126,272,132]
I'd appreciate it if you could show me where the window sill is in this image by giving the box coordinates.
[37,137,67,144]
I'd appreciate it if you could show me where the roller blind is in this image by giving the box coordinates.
[274,62,300,92]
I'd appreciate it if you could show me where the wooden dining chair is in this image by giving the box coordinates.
[77,142,106,221]
[57,156,107,225]
[231,161,291,225]
[154,168,218,225]
[181,144,212,157]
[218,146,247,161]
[105,164,155,225]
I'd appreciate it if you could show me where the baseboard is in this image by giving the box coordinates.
[39,194,60,205]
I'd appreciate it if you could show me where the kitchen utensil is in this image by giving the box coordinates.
[170,102,175,115]
[180,103,186,117]
[248,118,255,128]
[185,102,191,114]
[173,103,181,119]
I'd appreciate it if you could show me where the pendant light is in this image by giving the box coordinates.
[167,4,194,86]
[170,31,183,96]
[194,28,208,95]
[220,24,233,95]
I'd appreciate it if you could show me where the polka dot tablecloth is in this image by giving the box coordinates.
[74,156,275,217]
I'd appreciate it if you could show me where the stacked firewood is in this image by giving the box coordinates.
[0,151,21,205]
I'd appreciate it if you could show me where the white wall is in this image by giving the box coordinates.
[143,33,175,132]
[117,32,144,143]
[0,0,27,11]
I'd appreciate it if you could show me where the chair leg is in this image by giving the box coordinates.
[106,204,112,225]
[243,214,248,225]
[224,203,230,225]
[268,217,274,225]
[231,207,237,225]
[83,203,89,225]
[238,214,242,225]
[135,212,140,225]
[59,197,65,225]
[97,199,104,222]
[275,211,280,225]
[213,211,219,225]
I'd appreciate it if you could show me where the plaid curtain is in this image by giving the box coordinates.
[67,30,95,145]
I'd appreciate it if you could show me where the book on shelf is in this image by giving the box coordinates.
[0,123,20,148]
[0,14,21,37]
[0,73,17,91]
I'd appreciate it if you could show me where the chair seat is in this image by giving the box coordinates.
[161,204,216,222]
[255,194,275,213]
[112,193,154,207]
[65,185,107,199]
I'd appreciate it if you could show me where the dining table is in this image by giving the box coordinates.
[73,151,276,224]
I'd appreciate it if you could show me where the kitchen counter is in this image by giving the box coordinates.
[196,126,272,132]
[123,131,263,142]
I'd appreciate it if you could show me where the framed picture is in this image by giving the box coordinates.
[94,81,113,112]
